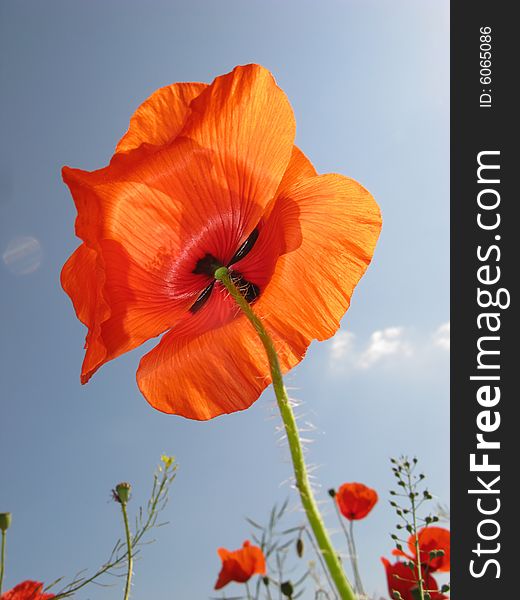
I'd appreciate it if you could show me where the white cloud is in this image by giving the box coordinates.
[433,322,450,350]
[358,327,412,368]
[328,321,450,373]
[329,331,356,363]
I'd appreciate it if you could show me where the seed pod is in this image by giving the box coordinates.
[113,482,132,504]
[281,580,294,598]
[0,512,12,532]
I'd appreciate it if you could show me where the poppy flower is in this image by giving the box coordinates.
[392,526,450,573]
[336,482,378,520]
[61,64,382,419]
[214,540,266,590]
[381,558,447,600]
[0,581,54,600]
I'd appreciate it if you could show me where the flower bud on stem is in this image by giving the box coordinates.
[114,483,133,600]
[214,267,356,600]
[0,512,11,595]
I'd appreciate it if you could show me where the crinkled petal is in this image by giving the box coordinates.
[116,82,207,154]
[214,542,265,590]
[180,63,296,229]
[61,243,109,382]
[136,307,271,420]
[255,173,382,366]
[276,146,317,195]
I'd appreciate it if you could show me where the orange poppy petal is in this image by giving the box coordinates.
[276,146,318,196]
[115,82,207,154]
[411,527,451,572]
[214,565,235,590]
[255,173,382,365]
[181,64,296,229]
[61,243,109,381]
[136,310,272,420]
[214,557,248,589]
[239,541,266,576]
[217,548,232,561]
[391,547,414,560]
[62,161,214,382]
[214,541,265,590]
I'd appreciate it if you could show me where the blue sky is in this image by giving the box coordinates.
[0,1,449,598]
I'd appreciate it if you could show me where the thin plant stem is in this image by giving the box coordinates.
[265,580,274,600]
[332,502,355,566]
[348,521,366,598]
[52,461,175,600]
[304,527,337,599]
[121,501,133,600]
[245,580,252,600]
[0,530,6,595]
[215,267,356,600]
[407,470,425,600]
[331,501,364,597]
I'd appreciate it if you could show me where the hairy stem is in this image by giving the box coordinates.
[215,267,355,600]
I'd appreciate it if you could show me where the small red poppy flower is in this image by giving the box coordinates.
[336,482,378,520]
[381,558,447,600]
[0,581,54,600]
[392,526,450,572]
[61,64,381,419]
[214,540,266,590]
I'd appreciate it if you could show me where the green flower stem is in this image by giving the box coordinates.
[332,498,365,597]
[245,580,253,600]
[214,267,356,600]
[349,521,366,598]
[264,579,273,600]
[0,530,6,595]
[408,470,425,600]
[120,501,133,600]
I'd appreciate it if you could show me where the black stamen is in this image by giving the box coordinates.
[229,228,259,265]
[193,253,224,276]
[190,281,215,313]
[189,228,261,313]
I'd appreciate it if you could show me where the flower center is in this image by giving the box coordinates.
[190,228,260,313]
